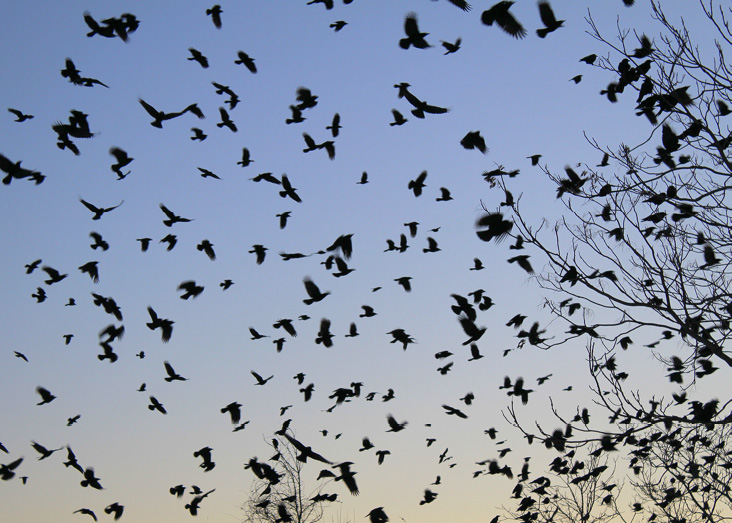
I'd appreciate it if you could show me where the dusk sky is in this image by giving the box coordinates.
[0,1,718,522]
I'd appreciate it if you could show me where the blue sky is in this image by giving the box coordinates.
[0,1,711,522]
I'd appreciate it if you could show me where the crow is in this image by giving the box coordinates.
[303,277,330,304]
[36,386,56,405]
[146,306,174,342]
[475,212,513,242]
[461,131,488,153]
[78,261,100,283]
[197,240,216,260]
[482,1,526,39]
[390,109,407,126]
[326,113,341,137]
[187,48,209,68]
[206,5,223,28]
[234,51,257,73]
[400,13,431,49]
[251,370,273,385]
[164,361,187,382]
[441,38,462,54]
[139,99,203,128]
[148,396,167,414]
[8,108,34,122]
[0,154,43,184]
[330,20,347,32]
[89,232,109,251]
[394,83,449,118]
[80,198,124,220]
[238,148,253,167]
[536,1,564,38]
[160,203,192,227]
[279,174,302,202]
[386,414,407,432]
[217,107,237,132]
[408,171,427,196]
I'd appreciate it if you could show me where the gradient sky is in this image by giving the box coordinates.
[0,1,716,522]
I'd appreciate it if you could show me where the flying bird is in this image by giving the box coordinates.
[8,108,34,122]
[400,13,431,49]
[482,1,526,39]
[80,198,124,220]
[234,51,257,73]
[536,1,564,38]
[303,277,330,304]
[206,5,223,28]
[187,47,209,68]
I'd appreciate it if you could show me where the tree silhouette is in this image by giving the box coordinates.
[242,434,342,523]
[487,1,732,521]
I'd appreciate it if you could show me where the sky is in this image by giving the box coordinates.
[0,1,717,522]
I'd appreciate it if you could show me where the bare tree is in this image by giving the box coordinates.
[482,1,732,522]
[242,434,339,523]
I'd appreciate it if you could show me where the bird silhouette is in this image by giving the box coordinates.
[303,277,330,304]
[251,370,273,385]
[482,1,526,38]
[36,386,56,405]
[234,50,257,73]
[461,131,488,153]
[206,5,223,28]
[80,198,124,220]
[400,13,431,49]
[104,503,124,520]
[390,109,407,126]
[8,108,34,122]
[148,396,167,414]
[146,306,174,342]
[408,171,427,196]
[536,1,564,37]
[441,37,462,54]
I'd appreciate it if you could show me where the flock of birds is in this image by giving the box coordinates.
[0,1,654,522]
